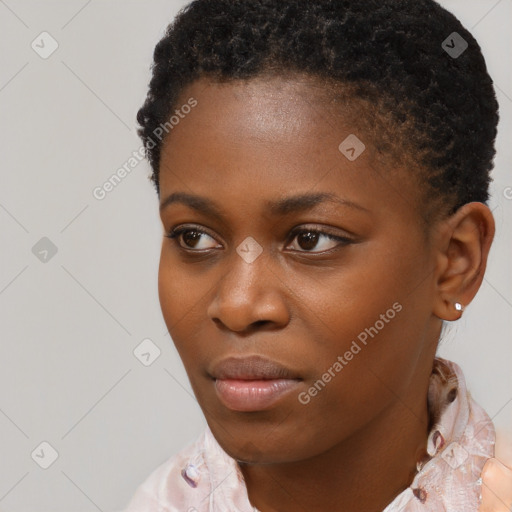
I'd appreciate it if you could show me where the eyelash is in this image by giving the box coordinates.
[164,225,353,254]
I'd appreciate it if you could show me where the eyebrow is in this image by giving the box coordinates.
[159,191,370,219]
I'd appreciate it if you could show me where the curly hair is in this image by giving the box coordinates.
[137,0,499,226]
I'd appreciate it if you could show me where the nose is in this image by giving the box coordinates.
[206,248,290,333]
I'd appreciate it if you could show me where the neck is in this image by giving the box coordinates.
[238,363,432,512]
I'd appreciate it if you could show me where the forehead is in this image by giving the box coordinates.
[159,76,421,225]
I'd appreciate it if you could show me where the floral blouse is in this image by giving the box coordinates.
[123,356,495,511]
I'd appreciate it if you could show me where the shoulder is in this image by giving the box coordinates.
[122,429,209,512]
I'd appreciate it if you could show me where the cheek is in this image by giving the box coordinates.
[158,245,208,323]
[291,250,427,411]
[284,310,417,460]
[287,248,407,347]
[157,248,210,357]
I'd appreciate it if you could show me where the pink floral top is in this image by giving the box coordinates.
[123,357,495,511]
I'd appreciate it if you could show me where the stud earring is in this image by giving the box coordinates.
[454,302,464,312]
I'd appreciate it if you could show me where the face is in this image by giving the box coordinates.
[157,75,440,464]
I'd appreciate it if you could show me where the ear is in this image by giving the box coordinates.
[431,202,495,321]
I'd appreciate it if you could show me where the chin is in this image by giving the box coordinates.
[208,421,308,465]
[226,443,293,465]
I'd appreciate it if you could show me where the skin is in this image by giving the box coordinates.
[157,75,495,512]
[480,458,512,511]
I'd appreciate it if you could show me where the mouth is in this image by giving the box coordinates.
[209,355,302,412]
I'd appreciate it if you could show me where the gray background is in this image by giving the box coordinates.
[0,1,510,511]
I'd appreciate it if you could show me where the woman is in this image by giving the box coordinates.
[125,0,512,509]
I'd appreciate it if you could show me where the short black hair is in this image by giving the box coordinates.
[137,0,499,226]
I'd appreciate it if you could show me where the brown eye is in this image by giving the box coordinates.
[287,228,352,253]
[165,226,220,251]
[181,230,202,248]
[296,231,320,251]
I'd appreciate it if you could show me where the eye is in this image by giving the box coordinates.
[165,225,353,254]
[286,227,353,253]
[165,225,220,251]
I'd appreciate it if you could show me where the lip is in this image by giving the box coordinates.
[210,355,300,380]
[210,355,302,412]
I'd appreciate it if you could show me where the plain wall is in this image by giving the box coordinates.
[0,1,510,510]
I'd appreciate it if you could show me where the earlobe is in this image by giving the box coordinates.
[433,299,466,322]
[431,202,495,321]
